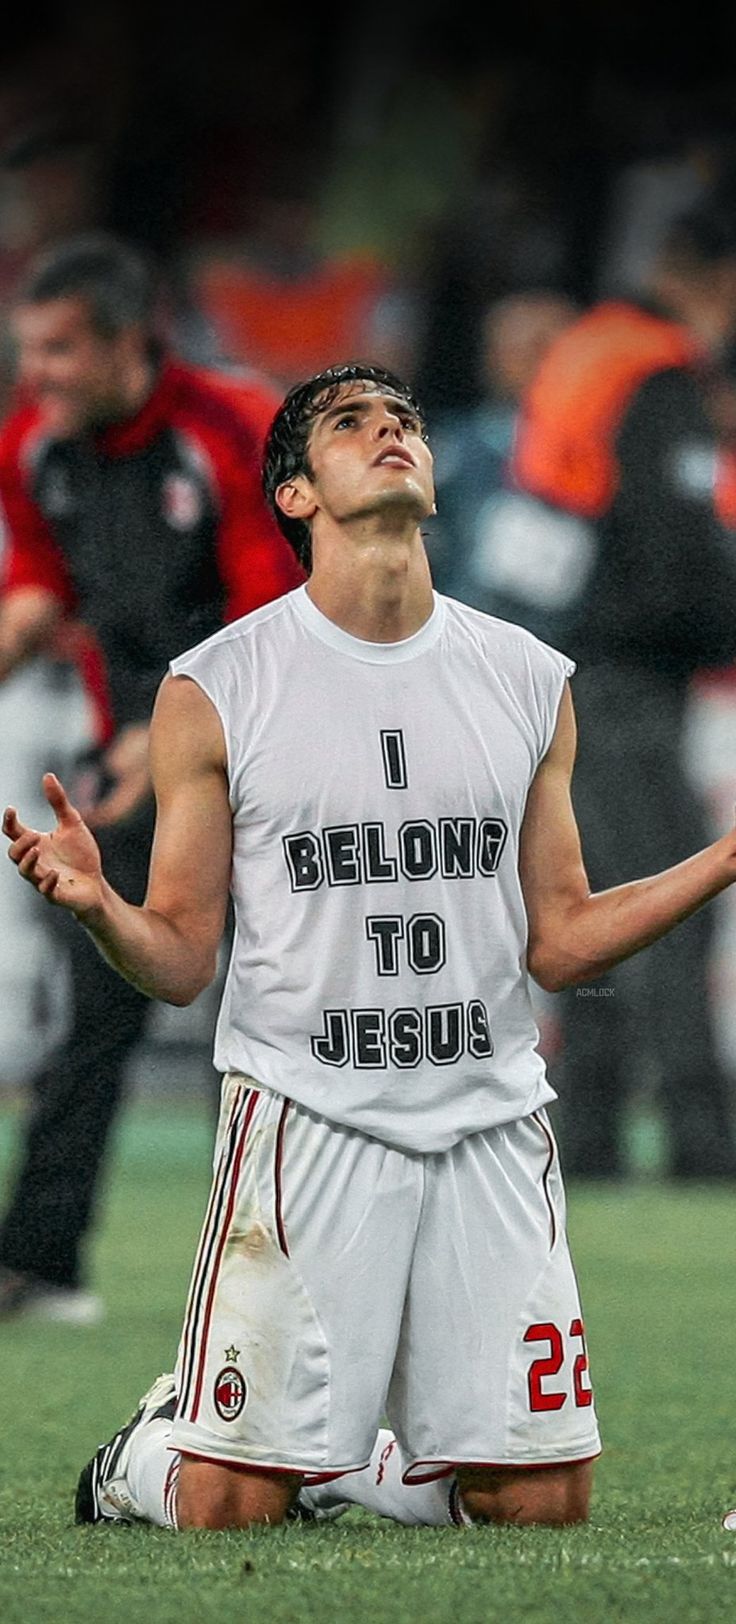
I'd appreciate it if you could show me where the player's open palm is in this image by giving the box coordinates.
[2,772,103,918]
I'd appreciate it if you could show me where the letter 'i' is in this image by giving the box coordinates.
[381,730,408,789]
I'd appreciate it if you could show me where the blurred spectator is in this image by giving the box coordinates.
[481,191,736,1180]
[0,122,111,406]
[427,288,578,600]
[181,162,406,392]
[0,231,303,1322]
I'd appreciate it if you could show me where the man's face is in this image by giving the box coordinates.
[485,295,575,403]
[298,381,436,530]
[12,295,131,437]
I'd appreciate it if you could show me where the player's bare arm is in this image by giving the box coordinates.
[2,674,232,1005]
[520,681,736,991]
[0,585,63,681]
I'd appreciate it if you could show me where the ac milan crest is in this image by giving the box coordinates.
[213,1364,247,1421]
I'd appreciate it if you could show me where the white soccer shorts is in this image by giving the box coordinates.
[170,1074,601,1479]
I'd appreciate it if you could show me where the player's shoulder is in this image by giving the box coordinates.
[441,594,572,675]
[172,588,297,671]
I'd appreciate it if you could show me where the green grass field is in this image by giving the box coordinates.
[0,1096,734,1624]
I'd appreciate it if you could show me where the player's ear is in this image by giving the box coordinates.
[275,476,317,524]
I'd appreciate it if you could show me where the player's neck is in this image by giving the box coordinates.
[120,355,158,417]
[307,532,434,643]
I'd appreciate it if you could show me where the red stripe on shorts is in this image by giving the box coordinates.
[189,1086,260,1422]
[177,1087,248,1417]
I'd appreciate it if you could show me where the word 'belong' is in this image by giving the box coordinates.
[283,817,509,892]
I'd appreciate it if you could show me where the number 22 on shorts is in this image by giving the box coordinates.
[524,1319,593,1411]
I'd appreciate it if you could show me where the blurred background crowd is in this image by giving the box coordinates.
[2,0,736,1264]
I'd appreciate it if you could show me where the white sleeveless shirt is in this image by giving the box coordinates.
[169,586,574,1153]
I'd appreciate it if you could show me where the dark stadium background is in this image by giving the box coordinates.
[0,9,735,1620]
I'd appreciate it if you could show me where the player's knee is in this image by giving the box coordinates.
[177,1494,288,1530]
[176,1458,301,1529]
[457,1460,592,1527]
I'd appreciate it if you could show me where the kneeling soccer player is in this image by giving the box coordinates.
[7,363,735,1530]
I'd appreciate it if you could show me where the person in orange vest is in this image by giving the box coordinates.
[478,192,736,1180]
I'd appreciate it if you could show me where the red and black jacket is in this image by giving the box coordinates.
[0,359,303,740]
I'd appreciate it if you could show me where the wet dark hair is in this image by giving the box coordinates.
[262,362,427,572]
[15,231,158,339]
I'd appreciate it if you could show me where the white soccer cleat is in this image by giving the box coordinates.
[74,1371,177,1525]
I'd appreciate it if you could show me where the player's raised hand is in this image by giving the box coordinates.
[2,772,103,917]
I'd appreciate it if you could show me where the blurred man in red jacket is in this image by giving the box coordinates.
[0,232,302,1320]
